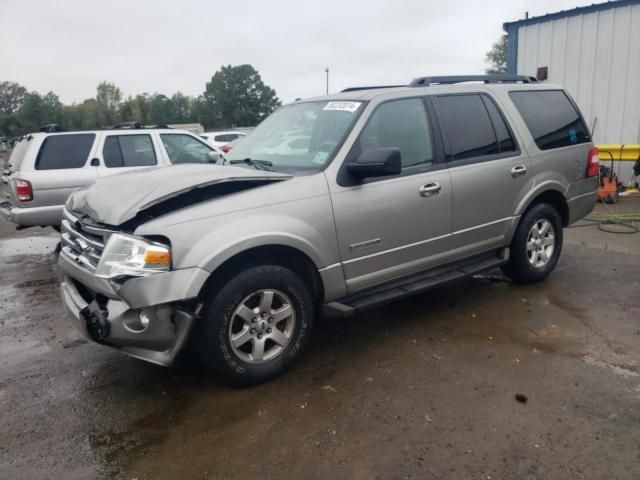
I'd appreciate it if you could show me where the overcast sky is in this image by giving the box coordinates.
[1,0,595,105]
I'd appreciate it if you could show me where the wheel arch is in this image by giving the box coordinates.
[517,183,569,227]
[197,244,325,305]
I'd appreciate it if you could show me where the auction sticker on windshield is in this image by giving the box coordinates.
[323,101,362,112]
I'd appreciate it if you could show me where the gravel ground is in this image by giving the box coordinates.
[1,196,639,480]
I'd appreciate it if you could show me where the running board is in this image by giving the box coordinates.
[323,248,509,317]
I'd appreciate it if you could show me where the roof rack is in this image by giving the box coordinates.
[409,75,537,87]
[110,122,173,130]
[341,85,405,93]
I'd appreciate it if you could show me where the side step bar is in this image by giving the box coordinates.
[323,248,509,317]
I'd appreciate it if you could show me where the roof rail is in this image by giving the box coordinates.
[341,85,405,93]
[38,124,64,133]
[409,75,537,87]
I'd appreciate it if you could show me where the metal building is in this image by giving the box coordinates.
[504,0,640,183]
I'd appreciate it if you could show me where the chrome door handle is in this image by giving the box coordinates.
[419,182,441,197]
[511,165,527,178]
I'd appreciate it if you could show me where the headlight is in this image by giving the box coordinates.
[95,233,171,279]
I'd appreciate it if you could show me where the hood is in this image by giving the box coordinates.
[67,164,291,226]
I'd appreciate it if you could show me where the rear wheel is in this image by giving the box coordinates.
[196,265,314,386]
[502,203,563,284]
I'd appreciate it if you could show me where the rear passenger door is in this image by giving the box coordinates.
[96,132,160,178]
[28,133,99,209]
[432,93,530,257]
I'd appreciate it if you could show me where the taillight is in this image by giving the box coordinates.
[221,144,232,153]
[15,178,33,202]
[586,147,600,178]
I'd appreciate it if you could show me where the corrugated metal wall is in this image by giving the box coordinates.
[516,2,640,183]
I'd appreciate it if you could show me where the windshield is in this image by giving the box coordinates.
[225,100,364,173]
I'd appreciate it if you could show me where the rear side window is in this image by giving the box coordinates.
[103,135,157,168]
[436,95,498,160]
[482,96,517,153]
[35,134,95,170]
[509,90,590,150]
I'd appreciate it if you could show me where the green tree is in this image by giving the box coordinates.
[0,81,28,116]
[16,92,45,132]
[96,81,122,125]
[171,92,192,123]
[204,64,280,127]
[42,91,63,125]
[485,36,507,74]
[149,94,174,124]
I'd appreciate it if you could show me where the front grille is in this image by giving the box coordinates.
[61,208,112,272]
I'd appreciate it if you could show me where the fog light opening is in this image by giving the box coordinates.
[123,311,151,333]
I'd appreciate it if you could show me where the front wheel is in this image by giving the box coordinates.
[196,265,314,386]
[502,203,563,284]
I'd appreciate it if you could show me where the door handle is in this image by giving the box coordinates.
[418,182,441,197]
[511,165,527,178]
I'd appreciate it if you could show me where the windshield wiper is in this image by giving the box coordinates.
[229,158,273,171]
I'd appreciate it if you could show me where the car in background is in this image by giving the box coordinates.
[1,127,224,229]
[201,131,248,150]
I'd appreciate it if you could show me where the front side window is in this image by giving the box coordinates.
[356,97,433,169]
[161,134,214,164]
[225,101,364,173]
[436,94,500,160]
[35,134,95,170]
[509,90,590,150]
[103,134,157,167]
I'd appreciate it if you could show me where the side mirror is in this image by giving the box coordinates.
[347,147,401,179]
[208,151,221,163]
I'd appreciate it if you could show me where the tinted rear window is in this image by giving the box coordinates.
[509,90,589,150]
[436,94,499,160]
[103,134,157,167]
[35,134,95,170]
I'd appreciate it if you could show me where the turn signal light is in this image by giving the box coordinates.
[143,248,171,265]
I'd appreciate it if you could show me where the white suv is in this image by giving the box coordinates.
[201,131,247,149]
[1,128,224,228]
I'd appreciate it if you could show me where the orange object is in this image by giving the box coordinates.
[597,173,618,204]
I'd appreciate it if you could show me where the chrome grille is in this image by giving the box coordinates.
[61,208,112,272]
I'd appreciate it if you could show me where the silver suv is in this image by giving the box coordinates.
[1,128,223,228]
[58,75,598,385]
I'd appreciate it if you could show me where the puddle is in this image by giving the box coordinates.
[0,235,59,259]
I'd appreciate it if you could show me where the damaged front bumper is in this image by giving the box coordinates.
[58,249,209,366]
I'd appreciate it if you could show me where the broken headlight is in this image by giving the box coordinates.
[95,233,171,279]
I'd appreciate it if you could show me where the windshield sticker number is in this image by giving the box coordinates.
[313,151,329,164]
[323,101,362,113]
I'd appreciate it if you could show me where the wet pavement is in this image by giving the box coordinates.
[1,202,639,480]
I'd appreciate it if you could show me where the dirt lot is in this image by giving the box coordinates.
[1,196,639,480]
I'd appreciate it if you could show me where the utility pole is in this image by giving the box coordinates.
[325,67,329,94]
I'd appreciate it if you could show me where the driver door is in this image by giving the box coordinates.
[329,97,453,294]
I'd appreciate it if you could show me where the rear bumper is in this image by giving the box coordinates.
[58,249,208,366]
[0,200,64,227]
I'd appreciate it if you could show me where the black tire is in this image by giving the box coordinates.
[501,203,563,284]
[196,264,314,386]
